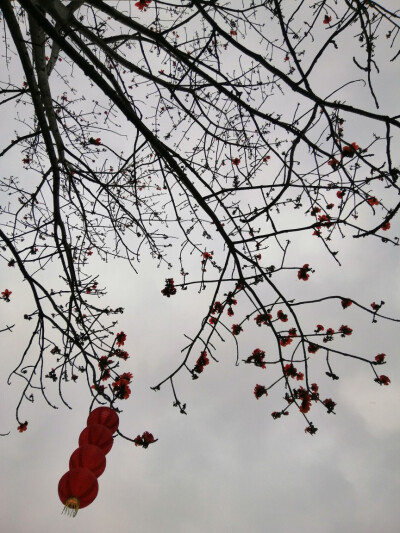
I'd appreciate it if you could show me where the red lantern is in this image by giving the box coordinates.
[79,424,113,454]
[87,406,119,434]
[69,445,106,478]
[58,468,98,516]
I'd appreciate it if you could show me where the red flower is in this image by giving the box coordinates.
[308,343,320,354]
[305,424,318,435]
[161,278,177,297]
[119,372,133,383]
[367,196,379,206]
[371,301,380,311]
[341,298,352,309]
[22,157,31,164]
[381,221,390,231]
[323,15,332,24]
[209,316,217,325]
[227,307,234,317]
[323,398,336,413]
[91,383,105,394]
[296,387,311,413]
[88,137,101,145]
[211,301,224,314]
[254,384,268,399]
[271,411,282,419]
[202,251,213,260]
[339,325,352,337]
[116,331,127,347]
[296,372,304,381]
[263,156,271,162]
[311,383,319,393]
[230,30,237,36]
[134,431,156,448]
[311,207,321,216]
[135,0,151,11]
[284,364,298,378]
[254,313,272,326]
[231,324,242,335]
[376,375,390,386]
[297,263,311,281]
[288,328,297,337]
[326,328,335,336]
[328,158,339,169]
[112,379,131,399]
[342,142,359,157]
[245,348,266,369]
[280,336,293,347]
[114,348,129,360]
[336,190,345,199]
[193,351,210,374]
[374,353,386,364]
[98,356,112,371]
[277,310,288,322]
[315,324,324,332]
[1,289,12,300]
[18,421,28,433]
[232,157,241,166]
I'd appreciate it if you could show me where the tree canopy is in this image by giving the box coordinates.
[0,0,399,439]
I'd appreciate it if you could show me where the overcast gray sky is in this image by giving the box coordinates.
[1,2,399,532]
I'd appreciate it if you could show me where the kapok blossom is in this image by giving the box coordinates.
[18,421,28,433]
[193,351,210,374]
[135,0,151,11]
[367,196,379,206]
[116,331,127,347]
[161,278,177,297]
[277,310,288,322]
[254,313,272,326]
[376,375,390,386]
[231,157,240,166]
[88,137,101,145]
[339,324,353,337]
[341,142,359,157]
[323,14,332,24]
[254,384,268,399]
[323,398,336,413]
[1,289,12,300]
[231,324,242,335]
[245,348,266,369]
[308,343,320,354]
[134,431,156,448]
[374,353,386,364]
[381,221,391,231]
[297,263,311,281]
[341,298,352,309]
[328,158,339,169]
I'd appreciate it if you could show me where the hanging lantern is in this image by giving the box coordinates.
[87,406,119,434]
[58,468,98,517]
[69,445,106,478]
[79,424,114,454]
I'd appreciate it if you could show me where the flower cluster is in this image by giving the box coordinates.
[341,142,359,157]
[284,364,304,381]
[322,398,336,413]
[18,421,28,433]
[134,0,151,11]
[231,157,240,166]
[133,431,155,448]
[116,331,127,347]
[375,375,390,386]
[339,324,352,337]
[341,298,352,309]
[245,348,266,369]
[297,263,311,281]
[161,278,177,297]
[254,384,268,399]
[294,387,311,414]
[1,289,12,301]
[231,324,242,335]
[254,313,272,326]
[112,372,133,400]
[374,353,386,364]
[277,309,288,322]
[193,351,210,375]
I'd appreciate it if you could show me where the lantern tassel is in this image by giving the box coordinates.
[62,497,80,517]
